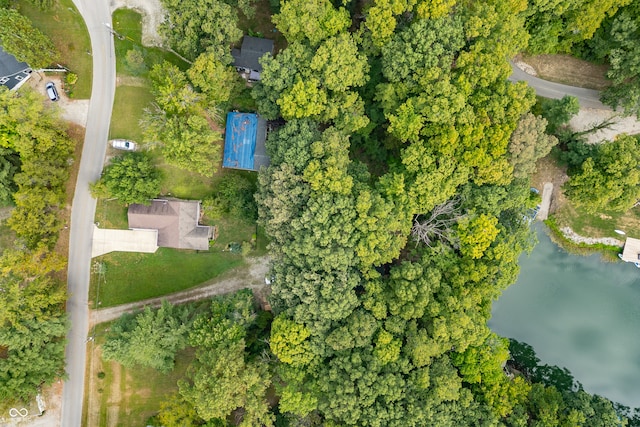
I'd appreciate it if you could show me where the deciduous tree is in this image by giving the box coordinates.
[0,8,57,68]
[565,134,640,213]
[91,153,161,205]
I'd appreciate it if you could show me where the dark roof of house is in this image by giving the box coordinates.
[0,46,31,90]
[223,112,270,171]
[231,36,274,72]
[128,199,211,250]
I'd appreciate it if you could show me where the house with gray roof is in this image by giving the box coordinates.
[231,36,274,81]
[128,199,213,251]
[0,46,32,90]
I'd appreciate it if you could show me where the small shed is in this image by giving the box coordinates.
[0,46,32,90]
[223,112,269,171]
[231,36,274,81]
[620,237,640,266]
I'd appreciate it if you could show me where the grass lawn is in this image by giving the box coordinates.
[112,8,189,77]
[154,158,217,200]
[95,199,129,229]
[90,249,245,307]
[16,0,92,98]
[85,322,195,426]
[553,200,640,241]
[109,85,154,142]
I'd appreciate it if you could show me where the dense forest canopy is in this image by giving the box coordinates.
[133,0,638,425]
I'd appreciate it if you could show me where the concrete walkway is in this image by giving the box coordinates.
[538,182,553,221]
[91,225,158,257]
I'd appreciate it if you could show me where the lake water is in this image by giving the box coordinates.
[489,224,640,407]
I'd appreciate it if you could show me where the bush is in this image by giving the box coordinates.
[204,173,258,222]
[125,48,147,76]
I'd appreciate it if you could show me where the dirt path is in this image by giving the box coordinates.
[90,256,271,325]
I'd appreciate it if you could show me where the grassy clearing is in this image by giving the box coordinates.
[518,53,610,90]
[552,195,640,240]
[112,8,188,77]
[109,85,154,142]
[90,249,245,307]
[16,0,92,98]
[85,322,195,426]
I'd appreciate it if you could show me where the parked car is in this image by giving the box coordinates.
[111,139,137,151]
[45,82,59,102]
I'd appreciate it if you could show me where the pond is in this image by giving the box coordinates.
[490,224,640,407]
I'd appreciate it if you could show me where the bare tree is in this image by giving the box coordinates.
[411,197,462,248]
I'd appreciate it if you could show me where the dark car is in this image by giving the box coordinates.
[45,82,59,102]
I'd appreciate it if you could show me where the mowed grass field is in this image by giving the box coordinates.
[90,249,245,307]
[109,85,154,143]
[16,0,92,98]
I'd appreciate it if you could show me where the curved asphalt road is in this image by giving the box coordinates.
[61,0,115,425]
[509,63,610,110]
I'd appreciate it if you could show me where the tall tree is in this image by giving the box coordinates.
[159,0,242,60]
[0,8,57,68]
[508,113,559,179]
[91,153,161,205]
[101,301,193,373]
[272,0,351,46]
[142,62,222,177]
[565,134,640,213]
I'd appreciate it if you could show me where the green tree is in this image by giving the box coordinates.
[91,153,161,205]
[273,0,351,46]
[156,393,206,427]
[599,5,640,116]
[159,0,242,60]
[0,248,67,402]
[536,95,580,135]
[187,51,238,104]
[565,135,640,213]
[0,146,19,205]
[143,62,223,177]
[0,8,57,68]
[524,0,631,54]
[203,173,257,222]
[0,87,74,248]
[124,48,147,76]
[508,113,559,179]
[101,301,192,373]
[179,291,274,426]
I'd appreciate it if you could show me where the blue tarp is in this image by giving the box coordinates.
[223,112,258,170]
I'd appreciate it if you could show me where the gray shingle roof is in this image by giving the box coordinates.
[231,36,274,73]
[0,46,31,90]
[128,199,211,250]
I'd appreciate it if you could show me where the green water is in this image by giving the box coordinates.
[490,224,640,407]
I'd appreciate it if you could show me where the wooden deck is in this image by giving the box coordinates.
[620,237,640,263]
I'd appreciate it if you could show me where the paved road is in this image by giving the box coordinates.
[509,63,610,110]
[61,0,115,426]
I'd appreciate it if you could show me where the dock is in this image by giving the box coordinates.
[619,237,640,267]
